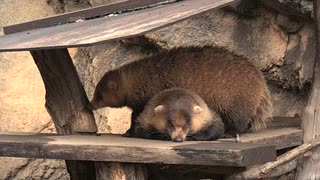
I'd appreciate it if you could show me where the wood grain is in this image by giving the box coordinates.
[0,133,276,167]
[297,0,320,179]
[0,0,238,52]
[31,49,98,179]
[31,49,97,134]
[219,117,303,150]
[3,0,170,34]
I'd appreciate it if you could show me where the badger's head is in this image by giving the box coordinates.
[88,70,127,110]
[152,100,205,142]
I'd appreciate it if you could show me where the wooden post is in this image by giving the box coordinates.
[297,0,320,179]
[31,49,98,179]
[31,49,146,180]
[31,49,97,134]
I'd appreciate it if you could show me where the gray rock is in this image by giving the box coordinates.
[261,0,314,18]
[276,13,304,33]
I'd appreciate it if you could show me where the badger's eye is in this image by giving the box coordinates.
[183,124,189,131]
[166,121,174,130]
[94,93,102,101]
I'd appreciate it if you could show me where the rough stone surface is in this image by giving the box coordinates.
[262,0,314,19]
[0,0,74,179]
[276,13,304,33]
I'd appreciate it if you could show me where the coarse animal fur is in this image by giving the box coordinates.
[134,88,225,142]
[89,46,272,137]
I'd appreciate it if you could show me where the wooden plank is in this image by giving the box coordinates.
[3,0,171,35]
[0,133,275,167]
[0,0,238,52]
[219,117,303,150]
[219,128,303,150]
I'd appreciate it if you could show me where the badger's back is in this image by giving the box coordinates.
[122,46,272,131]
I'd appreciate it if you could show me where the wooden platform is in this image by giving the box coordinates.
[220,116,303,150]
[0,0,238,52]
[0,117,302,168]
[0,132,275,167]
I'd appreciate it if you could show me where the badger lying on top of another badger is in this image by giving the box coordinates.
[88,46,272,140]
[134,88,224,142]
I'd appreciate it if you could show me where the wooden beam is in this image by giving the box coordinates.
[0,133,276,167]
[297,0,320,179]
[0,0,238,52]
[3,0,170,35]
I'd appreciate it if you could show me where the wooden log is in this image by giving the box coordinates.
[297,0,320,179]
[95,163,146,180]
[31,49,98,179]
[31,49,97,134]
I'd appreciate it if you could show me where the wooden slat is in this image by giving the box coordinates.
[219,117,303,150]
[3,0,170,35]
[0,0,238,52]
[0,133,275,167]
[219,128,303,150]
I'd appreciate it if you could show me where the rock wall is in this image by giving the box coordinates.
[0,0,315,179]
[0,0,90,179]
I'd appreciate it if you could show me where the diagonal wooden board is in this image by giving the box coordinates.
[0,0,238,52]
[3,0,170,35]
[0,132,275,167]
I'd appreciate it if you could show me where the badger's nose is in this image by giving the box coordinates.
[172,136,184,142]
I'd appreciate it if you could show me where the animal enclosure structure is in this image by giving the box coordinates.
[0,0,317,179]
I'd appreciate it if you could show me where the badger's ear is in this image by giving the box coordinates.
[107,80,118,91]
[154,105,164,113]
[193,106,203,113]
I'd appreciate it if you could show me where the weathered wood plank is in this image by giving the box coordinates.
[3,0,170,35]
[219,128,303,150]
[218,116,303,150]
[0,133,275,167]
[0,0,238,52]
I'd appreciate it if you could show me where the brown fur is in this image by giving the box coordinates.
[89,46,272,136]
[134,88,224,141]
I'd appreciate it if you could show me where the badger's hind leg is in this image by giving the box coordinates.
[187,118,225,141]
[221,109,253,138]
